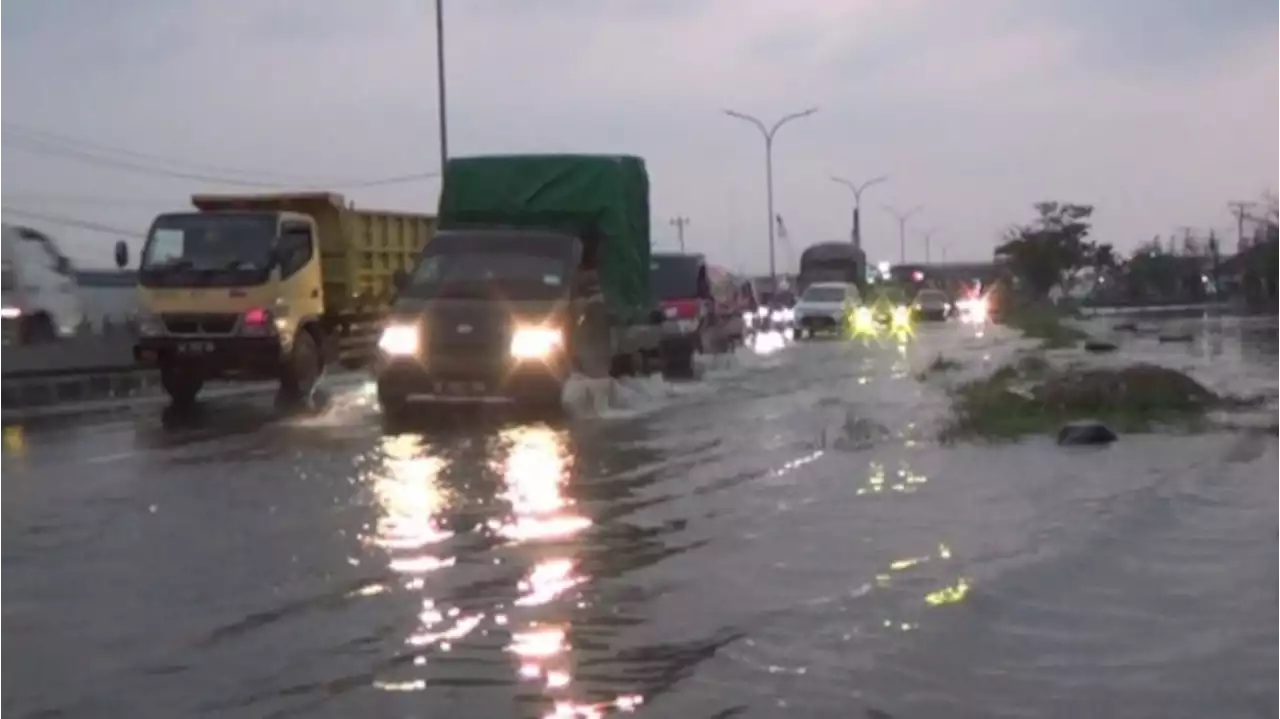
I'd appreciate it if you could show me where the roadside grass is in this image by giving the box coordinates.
[940,358,1231,442]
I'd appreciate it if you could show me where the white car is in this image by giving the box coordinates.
[1,224,87,344]
[794,282,861,339]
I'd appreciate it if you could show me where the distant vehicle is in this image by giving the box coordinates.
[798,242,866,293]
[377,154,664,413]
[1,224,86,344]
[651,252,736,373]
[911,288,952,321]
[794,281,861,339]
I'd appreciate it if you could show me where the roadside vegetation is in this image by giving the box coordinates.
[940,358,1236,441]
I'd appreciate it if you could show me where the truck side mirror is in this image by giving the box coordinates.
[392,269,409,291]
[113,240,130,269]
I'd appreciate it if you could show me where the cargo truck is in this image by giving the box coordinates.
[373,154,665,413]
[115,192,433,407]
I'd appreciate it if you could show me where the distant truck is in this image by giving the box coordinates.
[373,154,664,413]
[797,242,866,293]
[116,193,433,407]
[2,224,87,345]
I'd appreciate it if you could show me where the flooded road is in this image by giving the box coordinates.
[4,317,1277,719]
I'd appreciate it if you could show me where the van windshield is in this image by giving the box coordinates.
[802,286,846,303]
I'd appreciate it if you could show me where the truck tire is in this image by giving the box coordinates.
[662,339,695,378]
[277,330,322,409]
[377,382,410,421]
[161,364,203,407]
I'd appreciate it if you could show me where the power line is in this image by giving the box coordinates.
[0,191,182,208]
[1,206,145,237]
[2,123,439,189]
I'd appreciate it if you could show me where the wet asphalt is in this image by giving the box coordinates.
[3,317,1277,719]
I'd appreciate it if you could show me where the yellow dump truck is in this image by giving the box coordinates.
[114,192,433,407]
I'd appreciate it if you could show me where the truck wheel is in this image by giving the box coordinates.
[277,330,322,408]
[160,365,203,407]
[377,382,409,421]
[662,340,695,378]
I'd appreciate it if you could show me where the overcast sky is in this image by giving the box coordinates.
[3,0,1276,271]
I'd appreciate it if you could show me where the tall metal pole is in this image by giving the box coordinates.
[832,175,888,249]
[434,0,449,172]
[884,204,923,264]
[919,227,939,264]
[723,107,819,285]
[669,216,691,252]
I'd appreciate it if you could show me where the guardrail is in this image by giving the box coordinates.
[2,336,154,419]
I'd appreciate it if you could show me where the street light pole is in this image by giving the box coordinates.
[723,107,819,285]
[434,0,449,173]
[919,227,939,265]
[669,216,691,252]
[884,204,923,265]
[831,175,888,250]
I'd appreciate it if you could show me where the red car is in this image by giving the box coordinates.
[650,253,740,374]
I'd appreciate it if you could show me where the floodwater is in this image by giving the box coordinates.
[3,316,1276,719]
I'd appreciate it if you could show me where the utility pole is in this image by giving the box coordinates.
[434,0,449,172]
[669,216,691,252]
[1228,201,1255,251]
[919,227,939,265]
[884,204,923,265]
[723,107,820,285]
[831,175,888,250]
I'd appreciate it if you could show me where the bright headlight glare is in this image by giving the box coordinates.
[854,307,874,325]
[510,326,562,360]
[891,305,911,325]
[378,324,419,356]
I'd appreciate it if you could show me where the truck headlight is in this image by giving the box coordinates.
[510,326,562,360]
[135,312,166,337]
[378,324,419,356]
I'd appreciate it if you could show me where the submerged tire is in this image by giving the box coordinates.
[277,330,322,407]
[160,365,203,407]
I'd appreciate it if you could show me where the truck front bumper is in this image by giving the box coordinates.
[135,336,286,380]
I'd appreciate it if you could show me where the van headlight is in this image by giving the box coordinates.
[891,305,912,326]
[510,326,562,360]
[378,323,420,356]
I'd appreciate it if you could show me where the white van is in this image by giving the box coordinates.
[1,223,87,344]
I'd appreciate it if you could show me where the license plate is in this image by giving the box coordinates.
[433,381,487,395]
[178,341,214,355]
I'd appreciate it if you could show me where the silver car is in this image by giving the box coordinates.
[911,289,952,321]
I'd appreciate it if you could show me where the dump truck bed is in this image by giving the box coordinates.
[435,154,652,321]
[190,192,435,316]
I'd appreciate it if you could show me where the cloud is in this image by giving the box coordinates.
[2,0,1275,269]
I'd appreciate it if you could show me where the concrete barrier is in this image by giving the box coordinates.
[1,335,138,377]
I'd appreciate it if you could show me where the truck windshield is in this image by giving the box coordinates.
[650,256,703,300]
[405,252,569,300]
[141,213,276,272]
[802,286,846,303]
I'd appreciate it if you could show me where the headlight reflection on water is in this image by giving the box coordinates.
[362,428,644,715]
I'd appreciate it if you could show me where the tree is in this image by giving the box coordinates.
[994,201,1096,299]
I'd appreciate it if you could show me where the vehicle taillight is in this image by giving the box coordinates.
[241,307,275,335]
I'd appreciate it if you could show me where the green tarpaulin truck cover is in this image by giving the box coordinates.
[436,154,653,321]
